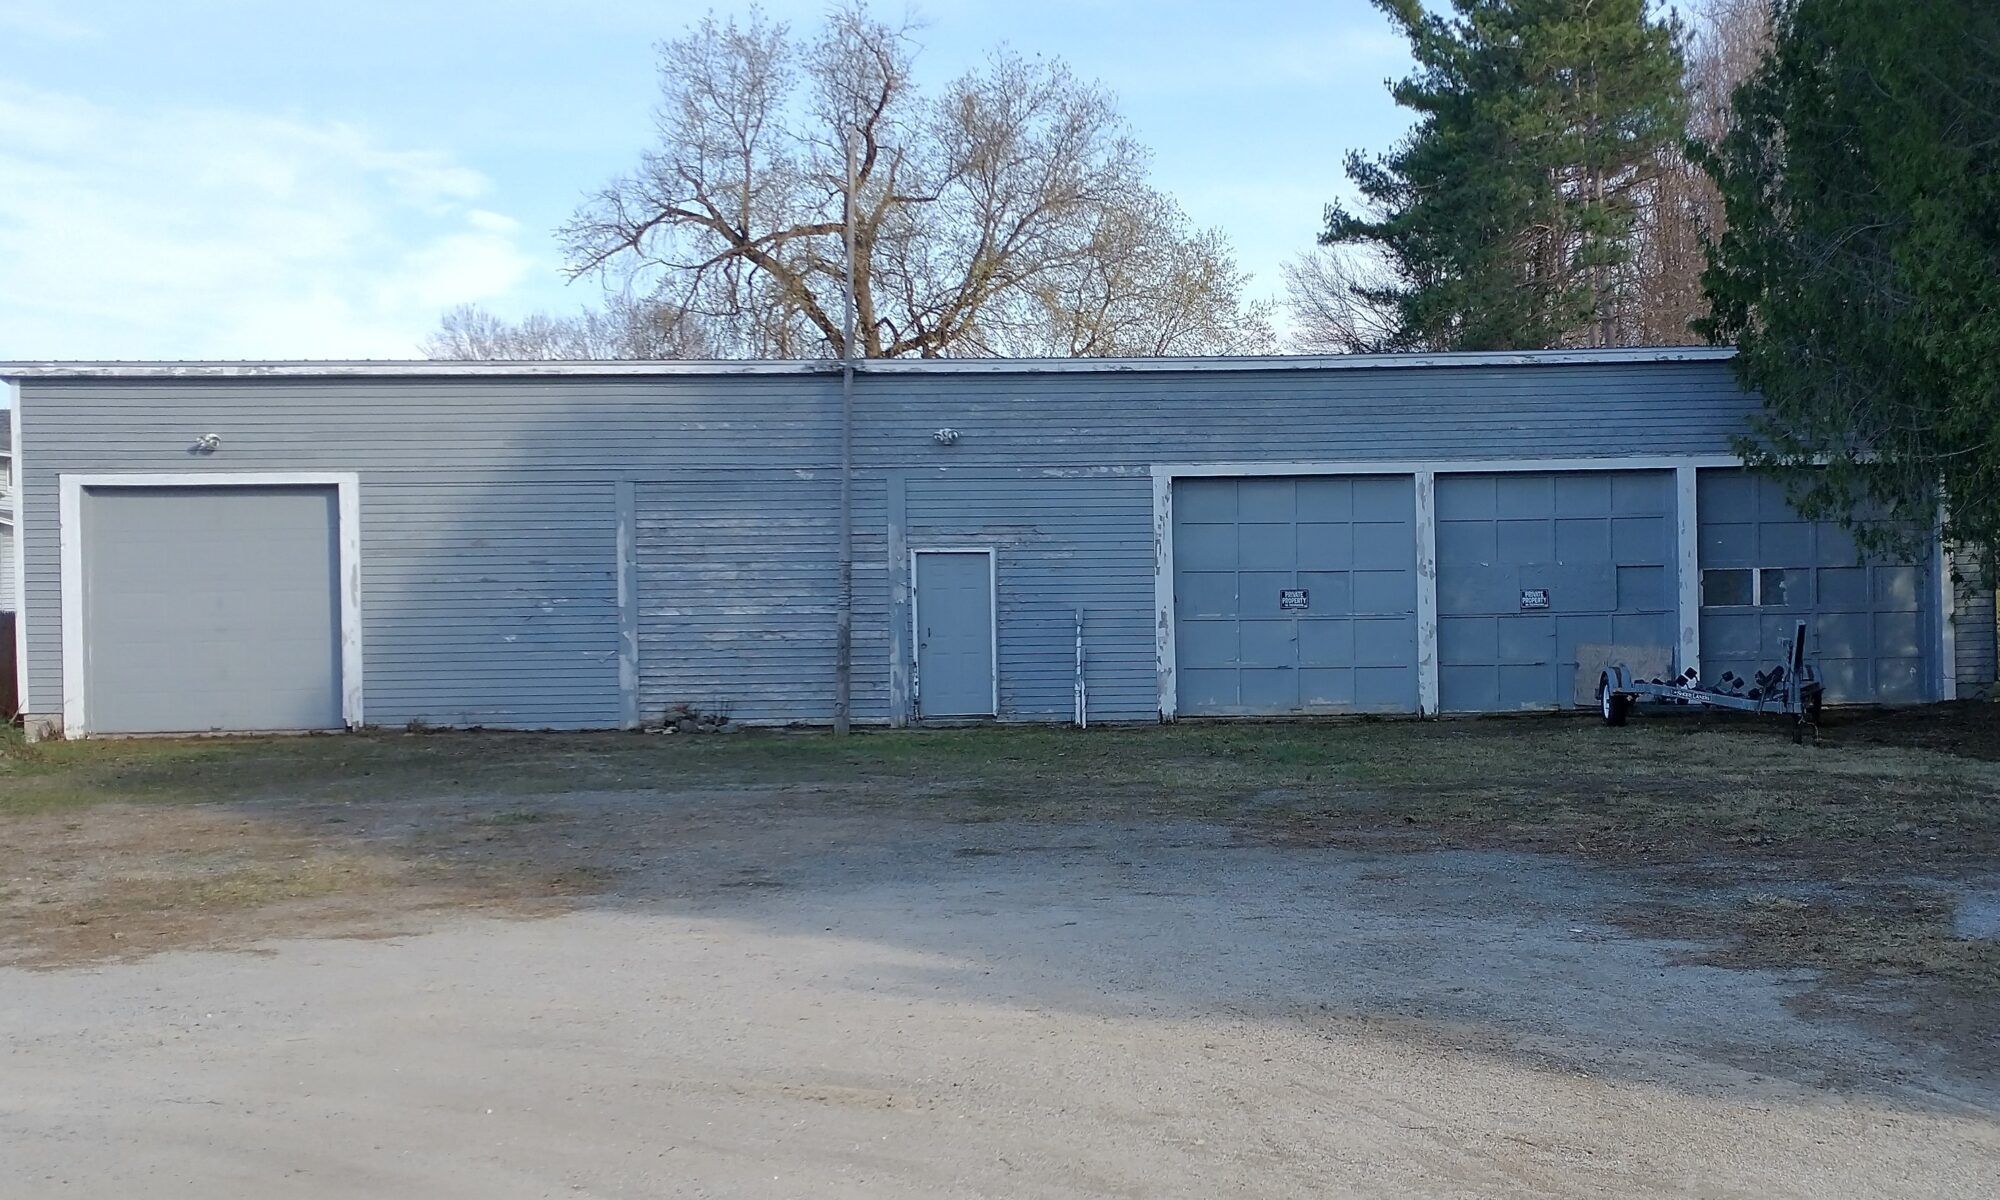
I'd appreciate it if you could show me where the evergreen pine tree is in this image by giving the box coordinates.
[1324,0,1686,350]
[1697,0,2000,568]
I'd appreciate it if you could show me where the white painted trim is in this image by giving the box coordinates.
[909,547,1000,719]
[1414,470,1439,716]
[615,479,639,729]
[1675,466,1702,676]
[1155,455,1745,479]
[1152,471,1177,720]
[6,384,24,714]
[1150,454,1744,719]
[1936,503,1958,702]
[0,346,1735,381]
[58,471,363,736]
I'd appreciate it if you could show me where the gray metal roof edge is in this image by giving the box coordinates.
[0,346,1735,381]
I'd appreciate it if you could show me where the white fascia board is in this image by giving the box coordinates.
[0,346,1736,381]
[7,383,22,714]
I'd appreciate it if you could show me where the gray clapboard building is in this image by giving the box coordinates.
[2,349,1993,736]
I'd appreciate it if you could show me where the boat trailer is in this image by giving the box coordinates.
[1598,620,1824,741]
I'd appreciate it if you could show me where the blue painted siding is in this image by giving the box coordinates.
[364,480,623,730]
[6,357,1993,729]
[636,470,889,725]
[901,471,1155,722]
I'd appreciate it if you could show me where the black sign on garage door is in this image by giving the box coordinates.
[1173,475,1419,715]
[1436,471,1676,711]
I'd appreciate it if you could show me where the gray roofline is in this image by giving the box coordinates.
[0,346,1734,381]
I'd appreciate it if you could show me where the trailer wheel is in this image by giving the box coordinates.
[1599,679,1631,726]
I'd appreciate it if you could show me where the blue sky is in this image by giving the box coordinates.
[0,1,1416,359]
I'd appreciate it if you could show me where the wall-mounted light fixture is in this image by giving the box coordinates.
[932,427,961,446]
[191,433,221,454]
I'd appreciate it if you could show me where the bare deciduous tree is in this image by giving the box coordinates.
[423,295,710,360]
[549,3,1270,359]
[1281,247,1401,354]
[1624,0,1774,344]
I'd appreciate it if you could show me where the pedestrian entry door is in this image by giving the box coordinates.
[913,549,997,718]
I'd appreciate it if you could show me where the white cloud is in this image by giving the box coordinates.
[0,83,544,359]
[0,1,97,40]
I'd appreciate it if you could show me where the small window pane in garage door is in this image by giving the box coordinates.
[1173,475,1418,715]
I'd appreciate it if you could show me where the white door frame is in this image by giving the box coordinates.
[909,546,999,718]
[59,472,364,736]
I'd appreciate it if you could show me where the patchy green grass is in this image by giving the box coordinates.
[5,715,1998,868]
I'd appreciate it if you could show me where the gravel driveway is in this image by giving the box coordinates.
[5,793,1996,1199]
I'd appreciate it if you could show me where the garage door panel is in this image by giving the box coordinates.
[1441,665,1495,710]
[1439,520,1496,563]
[1174,475,1417,715]
[1174,478,1237,522]
[1438,470,1676,712]
[1874,611,1924,658]
[1354,477,1414,521]
[83,485,341,734]
[1177,668,1237,710]
[1497,519,1552,562]
[1354,521,1412,569]
[1295,477,1353,519]
[1556,518,1611,561]
[1873,566,1922,609]
[1439,616,1496,664]
[1556,615,1615,662]
[1613,472,1671,508]
[1175,572,1238,619]
[1300,668,1355,707]
[1817,566,1868,607]
[1496,618,1554,665]
[1555,474,1611,512]
[1239,571,1296,614]
[1618,565,1668,610]
[1176,523,1238,569]
[1494,475,1549,518]
[1299,621,1354,667]
[1297,523,1351,567]
[1497,664,1550,707]
[1815,523,1861,566]
[1702,612,1760,657]
[1177,620,1237,663]
[1240,621,1296,667]
[1702,522,1758,566]
[1353,569,1411,613]
[1239,668,1298,709]
[1238,478,1296,521]
[1296,571,1351,612]
[1356,666,1416,709]
[1877,659,1924,702]
[1240,524,1297,570]
[1354,617,1416,668]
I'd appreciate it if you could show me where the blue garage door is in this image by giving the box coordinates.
[82,485,343,734]
[1437,472,1676,711]
[1697,470,1931,703]
[1174,476,1418,715]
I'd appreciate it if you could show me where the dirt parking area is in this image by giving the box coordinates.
[3,709,1999,1197]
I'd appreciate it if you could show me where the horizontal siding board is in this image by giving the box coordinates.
[11,359,1788,727]
[906,474,1155,721]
